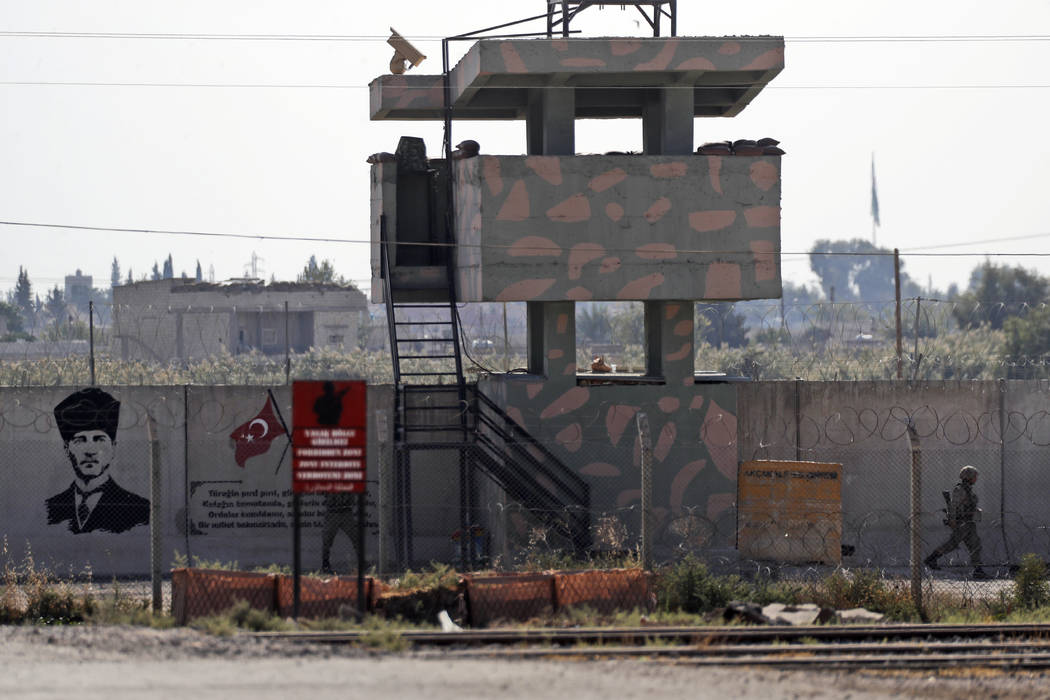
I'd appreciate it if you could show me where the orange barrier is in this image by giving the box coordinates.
[173,567,650,626]
[374,585,461,624]
[171,568,278,625]
[274,575,377,618]
[370,578,390,609]
[464,573,555,627]
[553,569,652,615]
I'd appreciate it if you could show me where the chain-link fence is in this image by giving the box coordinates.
[2,377,1049,624]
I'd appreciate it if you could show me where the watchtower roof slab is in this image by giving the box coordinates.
[370,36,784,121]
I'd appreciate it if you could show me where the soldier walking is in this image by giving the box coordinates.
[925,465,987,579]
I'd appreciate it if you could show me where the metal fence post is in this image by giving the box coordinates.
[147,413,163,613]
[88,300,96,386]
[999,379,1012,565]
[895,249,903,380]
[376,409,391,575]
[794,378,802,461]
[907,422,923,617]
[284,301,291,385]
[637,412,653,571]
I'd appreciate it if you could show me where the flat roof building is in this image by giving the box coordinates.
[111,278,368,362]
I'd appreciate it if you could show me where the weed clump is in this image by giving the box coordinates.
[1,545,94,624]
[652,558,921,621]
[1012,553,1050,610]
[810,569,917,620]
[188,600,293,635]
[390,562,459,591]
[655,556,750,614]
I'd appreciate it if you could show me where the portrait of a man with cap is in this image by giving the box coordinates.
[46,387,149,534]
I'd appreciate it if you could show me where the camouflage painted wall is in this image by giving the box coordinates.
[453,154,781,302]
[478,372,740,556]
[478,298,740,557]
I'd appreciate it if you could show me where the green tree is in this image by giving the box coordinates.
[297,255,345,284]
[110,257,121,288]
[576,304,612,343]
[0,301,24,336]
[952,262,1050,330]
[1003,304,1050,362]
[14,266,33,322]
[45,285,65,321]
[610,303,644,346]
[162,254,174,279]
[696,303,749,348]
[195,260,203,282]
[809,238,922,302]
[151,262,161,281]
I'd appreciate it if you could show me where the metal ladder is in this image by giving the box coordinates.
[380,215,472,566]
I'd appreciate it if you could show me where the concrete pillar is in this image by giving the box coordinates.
[644,300,694,384]
[525,87,575,377]
[175,311,184,361]
[526,300,576,382]
[526,88,575,156]
[642,88,694,155]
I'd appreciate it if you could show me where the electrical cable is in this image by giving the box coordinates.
[4,81,1050,90]
[2,30,1050,43]
[3,219,1050,258]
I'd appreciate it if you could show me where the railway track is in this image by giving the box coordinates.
[260,622,1050,670]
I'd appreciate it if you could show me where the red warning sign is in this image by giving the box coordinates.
[292,380,367,494]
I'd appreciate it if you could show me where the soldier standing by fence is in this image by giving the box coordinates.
[925,465,987,579]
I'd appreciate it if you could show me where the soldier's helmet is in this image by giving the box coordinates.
[960,465,979,482]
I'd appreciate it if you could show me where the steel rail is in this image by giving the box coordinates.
[258,622,1050,646]
[417,639,1050,659]
[669,652,1050,671]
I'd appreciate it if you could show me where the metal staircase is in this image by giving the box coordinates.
[380,210,590,569]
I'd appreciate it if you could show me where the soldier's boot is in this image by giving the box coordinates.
[972,567,989,580]
[924,554,940,570]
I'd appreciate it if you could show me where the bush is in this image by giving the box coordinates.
[189,600,293,635]
[655,556,750,614]
[1,547,94,624]
[1012,554,1050,610]
[811,569,916,620]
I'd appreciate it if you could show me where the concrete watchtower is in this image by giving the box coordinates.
[369,6,784,561]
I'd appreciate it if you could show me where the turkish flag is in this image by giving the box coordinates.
[229,396,285,468]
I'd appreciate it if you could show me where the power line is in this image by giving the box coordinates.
[3,219,1050,258]
[4,81,1050,90]
[904,232,1050,252]
[2,30,1050,43]
[0,81,369,89]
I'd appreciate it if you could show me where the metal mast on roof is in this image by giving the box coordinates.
[438,7,582,346]
[440,2,679,262]
[435,1,677,353]
[546,1,677,38]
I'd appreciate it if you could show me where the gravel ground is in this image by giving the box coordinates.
[3,625,1050,699]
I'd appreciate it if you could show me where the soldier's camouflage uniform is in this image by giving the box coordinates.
[927,480,982,569]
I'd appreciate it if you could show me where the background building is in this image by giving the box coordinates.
[64,269,93,314]
[111,278,368,362]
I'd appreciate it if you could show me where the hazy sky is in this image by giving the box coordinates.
[3,1,1050,300]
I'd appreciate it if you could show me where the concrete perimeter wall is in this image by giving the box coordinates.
[0,385,393,577]
[738,380,1050,568]
[5,380,1050,576]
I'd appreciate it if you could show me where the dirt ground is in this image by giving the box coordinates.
[3,626,1050,699]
